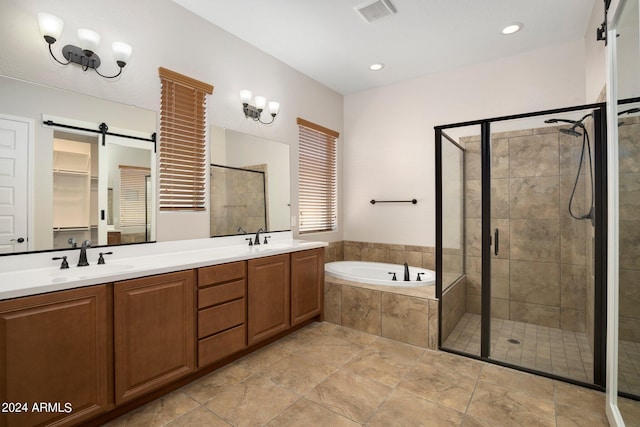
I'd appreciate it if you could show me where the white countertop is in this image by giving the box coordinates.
[0,232,327,301]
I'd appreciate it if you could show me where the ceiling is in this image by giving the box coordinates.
[171,0,598,95]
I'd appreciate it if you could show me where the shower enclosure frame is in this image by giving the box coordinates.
[435,101,608,389]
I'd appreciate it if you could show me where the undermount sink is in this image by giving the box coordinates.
[49,263,134,279]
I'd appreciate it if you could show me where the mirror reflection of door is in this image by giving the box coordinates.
[0,115,30,253]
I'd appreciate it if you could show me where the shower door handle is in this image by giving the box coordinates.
[494,228,499,256]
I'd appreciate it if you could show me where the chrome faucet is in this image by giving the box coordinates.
[253,228,264,245]
[404,262,410,281]
[78,240,91,267]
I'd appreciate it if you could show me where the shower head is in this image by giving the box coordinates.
[559,127,582,137]
[545,113,591,137]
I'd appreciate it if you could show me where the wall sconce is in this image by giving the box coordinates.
[240,90,280,124]
[37,13,132,79]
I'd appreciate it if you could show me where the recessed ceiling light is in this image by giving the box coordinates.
[369,63,384,71]
[501,23,523,35]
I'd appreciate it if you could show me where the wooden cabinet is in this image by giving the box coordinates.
[197,262,247,367]
[247,254,290,346]
[114,270,195,404]
[291,248,324,326]
[0,285,111,427]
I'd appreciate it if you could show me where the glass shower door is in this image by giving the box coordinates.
[487,109,604,386]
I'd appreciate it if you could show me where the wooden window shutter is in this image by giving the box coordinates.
[119,166,150,227]
[158,67,213,210]
[297,118,338,234]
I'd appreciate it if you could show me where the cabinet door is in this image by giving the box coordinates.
[291,248,324,326]
[247,254,290,345]
[114,270,195,404]
[0,285,111,427]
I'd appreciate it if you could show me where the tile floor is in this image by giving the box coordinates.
[104,321,629,426]
[443,313,594,383]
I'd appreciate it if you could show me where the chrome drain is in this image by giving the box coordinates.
[507,338,521,344]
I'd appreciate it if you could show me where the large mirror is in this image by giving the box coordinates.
[210,126,291,237]
[0,75,156,254]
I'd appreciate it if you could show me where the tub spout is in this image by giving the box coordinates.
[404,262,410,281]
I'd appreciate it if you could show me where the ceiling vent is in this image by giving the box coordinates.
[354,0,397,23]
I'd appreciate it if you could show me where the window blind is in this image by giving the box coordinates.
[158,67,213,210]
[297,118,339,234]
[119,166,150,228]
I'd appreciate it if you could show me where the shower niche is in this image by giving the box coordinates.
[436,103,607,388]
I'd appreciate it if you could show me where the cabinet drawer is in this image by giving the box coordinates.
[198,262,245,288]
[199,324,247,367]
[198,299,245,338]
[198,279,245,309]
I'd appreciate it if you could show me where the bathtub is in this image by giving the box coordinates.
[325,261,435,287]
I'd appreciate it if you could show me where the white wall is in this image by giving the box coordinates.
[0,0,344,243]
[343,39,588,247]
[585,0,607,102]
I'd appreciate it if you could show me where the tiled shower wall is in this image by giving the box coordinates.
[619,116,640,343]
[461,125,594,335]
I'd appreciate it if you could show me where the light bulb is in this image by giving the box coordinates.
[38,13,64,44]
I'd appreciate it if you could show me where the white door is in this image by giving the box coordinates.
[0,116,29,253]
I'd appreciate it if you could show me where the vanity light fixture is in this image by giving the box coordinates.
[240,90,280,124]
[37,13,132,79]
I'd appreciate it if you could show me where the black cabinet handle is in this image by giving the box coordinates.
[494,228,499,256]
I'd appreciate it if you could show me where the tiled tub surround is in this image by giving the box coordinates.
[461,125,595,337]
[324,276,438,350]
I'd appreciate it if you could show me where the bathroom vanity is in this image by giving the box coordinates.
[0,233,325,426]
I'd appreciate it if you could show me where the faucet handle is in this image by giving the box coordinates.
[416,272,425,281]
[82,240,91,248]
[52,256,69,269]
[388,272,397,281]
[263,235,271,244]
[245,237,253,247]
[97,252,113,265]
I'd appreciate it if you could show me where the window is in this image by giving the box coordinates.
[297,118,338,234]
[119,165,150,228]
[158,67,213,210]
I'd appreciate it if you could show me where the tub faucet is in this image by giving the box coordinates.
[254,228,264,245]
[404,262,410,281]
[78,240,91,267]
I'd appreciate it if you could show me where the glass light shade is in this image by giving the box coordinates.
[240,90,253,104]
[38,13,64,42]
[77,28,101,53]
[254,96,267,110]
[112,42,132,66]
[268,101,280,115]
